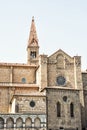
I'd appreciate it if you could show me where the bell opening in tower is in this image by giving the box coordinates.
[30,51,36,58]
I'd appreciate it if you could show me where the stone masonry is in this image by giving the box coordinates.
[0,17,87,130]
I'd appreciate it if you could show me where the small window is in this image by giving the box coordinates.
[30,100,35,107]
[63,96,67,102]
[60,127,64,130]
[57,102,61,117]
[22,78,26,83]
[15,104,19,113]
[70,103,74,117]
[59,127,64,130]
[30,51,36,58]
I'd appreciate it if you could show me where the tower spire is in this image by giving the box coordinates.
[27,17,38,48]
[27,17,39,65]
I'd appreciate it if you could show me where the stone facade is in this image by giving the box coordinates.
[0,17,87,130]
[46,88,81,130]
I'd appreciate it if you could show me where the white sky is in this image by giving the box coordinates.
[0,0,87,70]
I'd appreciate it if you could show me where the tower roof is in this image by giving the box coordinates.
[27,17,39,48]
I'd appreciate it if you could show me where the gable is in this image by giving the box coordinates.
[47,49,75,88]
[48,49,73,62]
[48,49,74,69]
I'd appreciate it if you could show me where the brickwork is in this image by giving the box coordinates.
[0,67,10,82]
[13,67,36,84]
[0,87,9,113]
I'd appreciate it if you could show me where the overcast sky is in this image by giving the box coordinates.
[0,0,87,70]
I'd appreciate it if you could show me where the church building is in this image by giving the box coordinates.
[0,17,87,130]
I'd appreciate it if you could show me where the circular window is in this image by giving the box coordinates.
[63,96,67,102]
[57,76,66,86]
[22,78,26,83]
[30,101,35,107]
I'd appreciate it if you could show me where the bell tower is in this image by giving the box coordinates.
[27,17,39,65]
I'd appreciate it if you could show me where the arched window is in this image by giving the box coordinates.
[30,51,36,58]
[57,102,61,117]
[34,117,41,128]
[6,117,14,128]
[70,102,74,117]
[0,117,4,129]
[15,103,19,113]
[16,117,23,128]
[25,117,32,128]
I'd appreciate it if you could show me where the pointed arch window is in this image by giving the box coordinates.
[15,103,19,113]
[70,102,74,117]
[57,102,61,117]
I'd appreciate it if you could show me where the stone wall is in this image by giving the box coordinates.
[0,65,37,84]
[0,87,9,113]
[0,64,38,113]
[82,72,87,89]
[0,66,10,82]
[46,88,81,130]
[13,67,36,84]
[84,91,87,128]
[47,50,75,88]
[12,95,46,114]
[37,55,47,90]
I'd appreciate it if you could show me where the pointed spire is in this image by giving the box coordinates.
[27,17,38,48]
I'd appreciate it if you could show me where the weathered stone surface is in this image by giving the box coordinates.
[0,18,87,130]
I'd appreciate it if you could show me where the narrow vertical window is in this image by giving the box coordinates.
[15,104,19,113]
[57,102,61,117]
[30,51,36,58]
[70,103,74,117]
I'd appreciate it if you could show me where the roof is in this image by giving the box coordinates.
[27,17,39,48]
[0,62,38,68]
